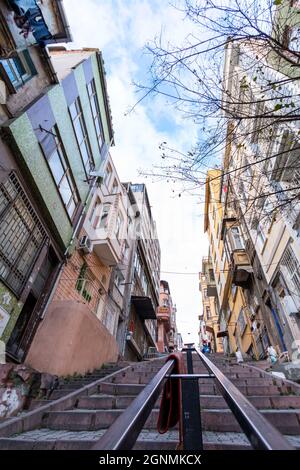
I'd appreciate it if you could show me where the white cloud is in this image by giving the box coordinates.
[63,0,208,344]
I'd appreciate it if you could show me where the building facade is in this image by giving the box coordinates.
[199,257,223,353]
[156,280,177,353]
[124,183,161,361]
[0,47,115,372]
[220,35,300,359]
[203,169,272,359]
[0,3,72,363]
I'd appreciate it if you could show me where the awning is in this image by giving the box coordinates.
[217,330,229,338]
[131,296,157,320]
[205,325,214,334]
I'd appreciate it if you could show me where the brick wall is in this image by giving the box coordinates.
[52,229,112,319]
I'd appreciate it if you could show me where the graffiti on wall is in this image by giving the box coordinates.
[8,0,53,45]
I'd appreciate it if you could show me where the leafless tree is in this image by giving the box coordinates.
[136,0,300,216]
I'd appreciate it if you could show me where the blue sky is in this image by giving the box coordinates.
[63,0,208,344]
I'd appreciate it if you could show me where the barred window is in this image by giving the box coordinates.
[0,173,47,296]
[281,245,300,294]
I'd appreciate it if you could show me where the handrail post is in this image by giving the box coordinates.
[181,345,203,450]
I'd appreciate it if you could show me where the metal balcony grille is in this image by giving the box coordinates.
[0,172,47,296]
[281,245,300,294]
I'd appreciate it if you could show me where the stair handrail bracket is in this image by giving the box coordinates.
[92,359,176,450]
[195,349,294,450]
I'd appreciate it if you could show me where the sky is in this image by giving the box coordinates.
[63,0,209,345]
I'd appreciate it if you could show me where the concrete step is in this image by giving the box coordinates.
[42,408,300,435]
[97,381,294,397]
[77,394,300,411]
[109,375,282,387]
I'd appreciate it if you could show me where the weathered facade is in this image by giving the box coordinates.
[221,36,300,358]
[156,280,177,353]
[0,3,71,363]
[199,257,223,353]
[124,183,161,361]
[0,47,114,369]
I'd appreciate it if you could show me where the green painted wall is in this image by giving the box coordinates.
[91,54,112,145]
[6,53,112,252]
[0,282,23,343]
[9,114,73,248]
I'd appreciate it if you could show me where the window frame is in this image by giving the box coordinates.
[69,97,95,176]
[40,126,80,221]
[87,79,105,152]
[0,172,47,297]
[0,50,36,91]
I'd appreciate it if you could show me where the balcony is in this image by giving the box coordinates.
[157,306,171,322]
[231,249,253,287]
[92,235,122,266]
[201,257,217,297]
[83,193,125,266]
[131,296,157,320]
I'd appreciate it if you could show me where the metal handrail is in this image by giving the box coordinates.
[92,359,175,450]
[195,348,294,450]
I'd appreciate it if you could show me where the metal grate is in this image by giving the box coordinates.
[0,172,47,296]
[281,245,300,294]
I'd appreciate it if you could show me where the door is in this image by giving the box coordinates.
[6,246,59,362]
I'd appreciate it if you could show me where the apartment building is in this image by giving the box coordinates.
[221,35,300,358]
[199,257,223,353]
[0,2,72,362]
[0,0,71,123]
[203,169,272,359]
[0,47,114,372]
[156,280,177,353]
[125,183,161,361]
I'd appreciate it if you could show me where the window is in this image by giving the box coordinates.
[288,26,300,52]
[206,307,211,319]
[87,79,105,150]
[89,197,101,228]
[0,172,47,296]
[41,126,79,219]
[99,203,111,229]
[104,163,112,188]
[208,268,215,283]
[114,270,125,294]
[203,288,208,299]
[0,51,36,89]
[115,212,124,239]
[69,98,94,174]
[122,241,129,260]
[237,308,247,336]
[281,245,300,294]
[229,227,244,250]
[112,179,119,194]
[75,263,94,303]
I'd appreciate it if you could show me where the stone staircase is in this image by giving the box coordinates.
[29,363,125,411]
[0,354,300,450]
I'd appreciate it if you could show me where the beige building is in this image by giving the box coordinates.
[199,257,223,353]
[222,38,300,358]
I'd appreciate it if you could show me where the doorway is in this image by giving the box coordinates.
[6,246,59,362]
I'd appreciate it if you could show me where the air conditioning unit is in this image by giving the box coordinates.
[78,236,93,254]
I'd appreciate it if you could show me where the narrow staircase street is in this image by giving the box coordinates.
[0,354,300,450]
